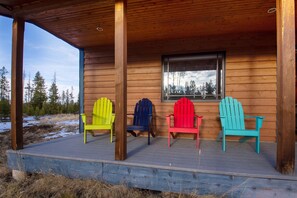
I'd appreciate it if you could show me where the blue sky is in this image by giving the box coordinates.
[0,16,79,99]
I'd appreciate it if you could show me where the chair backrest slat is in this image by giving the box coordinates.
[219,97,245,130]
[133,98,152,131]
[93,97,113,125]
[174,97,194,128]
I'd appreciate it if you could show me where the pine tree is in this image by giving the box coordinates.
[74,92,80,113]
[61,90,66,105]
[0,66,10,100]
[67,86,75,113]
[48,73,59,114]
[185,81,190,95]
[69,86,74,105]
[24,73,35,115]
[31,71,47,112]
[24,74,33,103]
[0,66,10,119]
[190,80,196,98]
[65,89,70,111]
[205,80,216,95]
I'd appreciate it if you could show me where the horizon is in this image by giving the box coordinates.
[0,16,79,100]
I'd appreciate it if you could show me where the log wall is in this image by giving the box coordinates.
[84,32,277,142]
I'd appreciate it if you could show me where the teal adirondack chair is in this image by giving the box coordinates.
[219,97,264,153]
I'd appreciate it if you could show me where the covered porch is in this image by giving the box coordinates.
[0,0,296,188]
[6,134,297,196]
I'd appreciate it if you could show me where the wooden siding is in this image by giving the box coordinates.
[83,32,277,142]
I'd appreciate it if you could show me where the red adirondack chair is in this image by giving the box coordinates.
[166,97,203,148]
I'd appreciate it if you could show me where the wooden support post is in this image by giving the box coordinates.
[11,18,24,150]
[276,0,295,174]
[79,49,84,133]
[114,0,127,160]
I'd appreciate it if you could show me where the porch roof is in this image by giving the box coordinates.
[0,0,278,48]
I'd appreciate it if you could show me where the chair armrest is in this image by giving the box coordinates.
[195,115,203,127]
[245,115,264,130]
[255,116,264,130]
[245,115,258,119]
[111,113,115,123]
[219,116,226,128]
[245,115,264,119]
[80,113,87,124]
[166,114,174,127]
[92,113,100,118]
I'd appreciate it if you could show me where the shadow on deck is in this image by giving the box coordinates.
[6,134,297,196]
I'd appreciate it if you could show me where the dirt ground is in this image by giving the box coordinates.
[0,114,215,198]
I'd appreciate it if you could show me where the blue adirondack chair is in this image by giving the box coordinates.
[127,98,154,145]
[219,97,264,153]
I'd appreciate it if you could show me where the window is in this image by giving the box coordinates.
[162,52,225,101]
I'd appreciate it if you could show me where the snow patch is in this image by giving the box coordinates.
[0,121,11,133]
[23,116,36,121]
[1,117,40,132]
[57,120,79,125]
[43,128,79,139]
[0,115,79,137]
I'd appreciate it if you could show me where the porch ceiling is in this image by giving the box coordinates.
[0,0,279,48]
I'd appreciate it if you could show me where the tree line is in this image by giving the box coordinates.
[0,66,79,120]
[164,78,216,100]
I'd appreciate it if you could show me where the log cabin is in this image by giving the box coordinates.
[1,0,296,195]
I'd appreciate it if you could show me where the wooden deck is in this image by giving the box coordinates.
[7,134,297,196]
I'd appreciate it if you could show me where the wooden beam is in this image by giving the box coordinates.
[79,49,84,133]
[276,0,295,174]
[114,0,127,160]
[11,17,24,150]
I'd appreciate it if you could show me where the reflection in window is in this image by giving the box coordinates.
[162,52,225,101]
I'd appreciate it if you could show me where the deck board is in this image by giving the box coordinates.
[9,134,296,178]
[6,134,297,196]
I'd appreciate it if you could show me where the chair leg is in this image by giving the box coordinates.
[148,131,150,145]
[222,134,226,152]
[84,129,87,144]
[196,132,199,149]
[168,131,171,147]
[110,128,113,143]
[127,130,137,137]
[256,136,260,154]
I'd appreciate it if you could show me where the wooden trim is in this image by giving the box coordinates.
[79,49,84,133]
[276,0,295,174]
[11,17,24,150]
[114,0,127,160]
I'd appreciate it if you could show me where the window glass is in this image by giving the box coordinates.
[162,52,225,101]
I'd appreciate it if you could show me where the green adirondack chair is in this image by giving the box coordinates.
[81,97,115,143]
[219,97,264,153]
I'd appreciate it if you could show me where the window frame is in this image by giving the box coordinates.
[161,51,226,102]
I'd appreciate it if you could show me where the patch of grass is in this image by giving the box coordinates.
[0,170,215,198]
[1,173,143,198]
[38,114,79,124]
